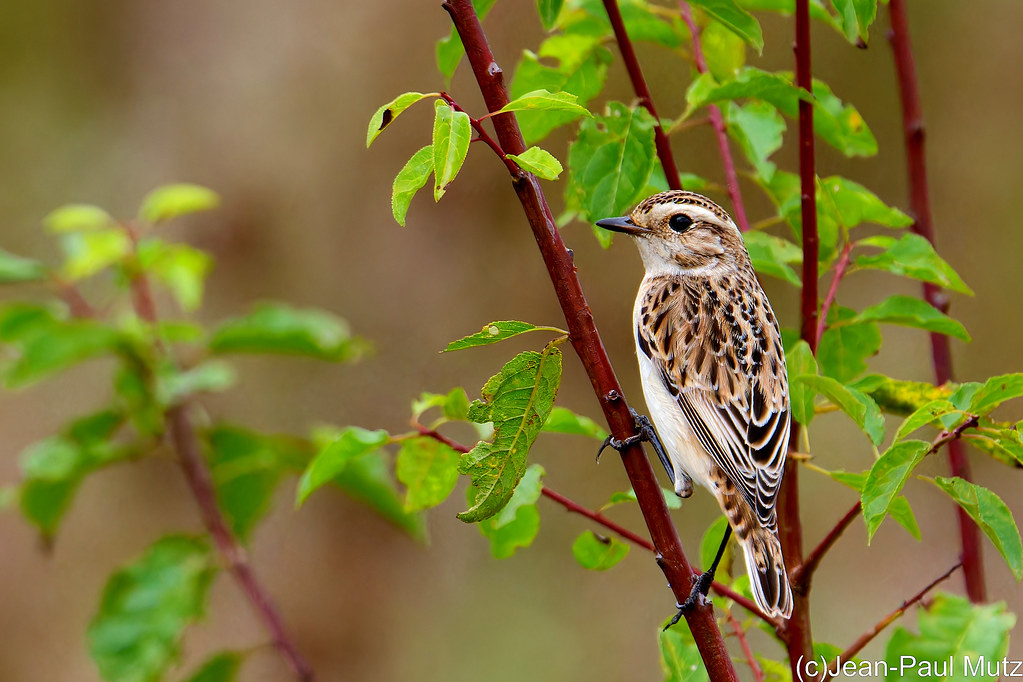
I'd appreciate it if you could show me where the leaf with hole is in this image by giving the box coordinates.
[445,320,566,352]
[366,92,435,147]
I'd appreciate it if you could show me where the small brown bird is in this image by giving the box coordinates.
[597,190,792,620]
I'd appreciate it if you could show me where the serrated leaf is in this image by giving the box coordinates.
[932,477,1023,580]
[43,204,115,233]
[660,620,710,681]
[796,374,885,446]
[818,176,912,229]
[0,248,47,284]
[861,440,930,540]
[458,344,563,522]
[812,80,877,157]
[726,101,785,183]
[444,320,565,352]
[786,339,817,425]
[182,652,243,682]
[884,594,1015,681]
[829,0,877,44]
[59,228,131,281]
[137,238,213,311]
[391,145,434,227]
[572,530,630,571]
[817,307,881,383]
[852,295,970,342]
[396,436,460,512]
[209,302,363,362]
[966,373,1023,417]
[855,233,972,295]
[542,406,608,440]
[687,0,764,52]
[507,146,564,180]
[499,89,592,118]
[567,102,657,225]
[537,0,564,29]
[894,400,959,442]
[87,536,215,682]
[139,184,219,224]
[296,427,388,506]
[366,92,435,147]
[478,464,545,558]
[743,230,801,285]
[432,101,472,202]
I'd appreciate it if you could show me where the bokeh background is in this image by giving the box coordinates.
[1,1,1021,680]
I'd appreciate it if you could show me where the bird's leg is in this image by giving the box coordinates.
[664,525,733,630]
[596,409,691,495]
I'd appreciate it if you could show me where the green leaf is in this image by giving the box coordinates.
[566,102,657,224]
[139,184,220,224]
[18,436,91,537]
[572,530,630,571]
[366,92,435,147]
[852,295,970,342]
[537,0,565,29]
[687,0,764,52]
[861,440,930,540]
[817,308,881,383]
[542,406,608,440]
[444,320,565,352]
[330,444,426,540]
[829,0,877,44]
[884,594,1015,681]
[818,176,912,229]
[510,38,611,144]
[209,302,364,362]
[411,387,471,422]
[699,19,747,81]
[601,487,682,511]
[207,426,305,542]
[965,429,1023,468]
[59,228,131,281]
[435,0,499,80]
[156,360,236,406]
[932,477,1023,580]
[507,146,564,181]
[499,89,592,118]
[43,204,115,233]
[182,652,243,682]
[432,100,472,201]
[87,536,216,682]
[726,101,785,183]
[855,375,954,418]
[0,248,47,284]
[396,436,461,512]
[391,145,434,227]
[686,68,805,115]
[894,400,959,442]
[786,339,818,425]
[478,464,545,558]
[743,230,801,285]
[888,496,922,541]
[660,621,710,682]
[458,343,563,522]
[966,373,1023,417]
[137,239,213,311]
[699,515,732,577]
[796,374,885,446]
[855,234,972,295]
[811,80,877,157]
[296,427,388,506]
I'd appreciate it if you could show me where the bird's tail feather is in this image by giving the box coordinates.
[739,527,792,619]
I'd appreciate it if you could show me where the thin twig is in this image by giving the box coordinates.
[440,92,520,175]
[415,424,773,625]
[726,610,765,682]
[792,501,860,589]
[601,0,683,190]
[887,0,986,603]
[821,562,962,680]
[815,239,853,342]
[678,2,750,232]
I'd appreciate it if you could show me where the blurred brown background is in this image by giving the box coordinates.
[1,1,1021,680]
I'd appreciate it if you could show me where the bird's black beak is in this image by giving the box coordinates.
[595,216,650,236]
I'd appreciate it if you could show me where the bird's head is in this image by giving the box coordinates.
[596,191,747,275]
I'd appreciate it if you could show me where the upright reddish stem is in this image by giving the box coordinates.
[442,2,737,678]
[601,0,683,190]
[887,0,985,602]
[678,2,750,232]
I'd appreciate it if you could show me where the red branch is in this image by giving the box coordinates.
[678,2,750,232]
[792,501,860,590]
[539,486,655,551]
[726,610,765,682]
[822,562,962,680]
[601,0,683,190]
[439,7,738,679]
[815,239,852,342]
[887,0,985,604]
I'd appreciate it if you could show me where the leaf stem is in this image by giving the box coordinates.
[815,239,853,342]
[677,2,751,232]
[440,92,521,176]
[821,562,962,681]
[887,0,986,603]
[600,0,683,190]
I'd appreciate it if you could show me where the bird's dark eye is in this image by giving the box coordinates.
[668,213,694,233]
